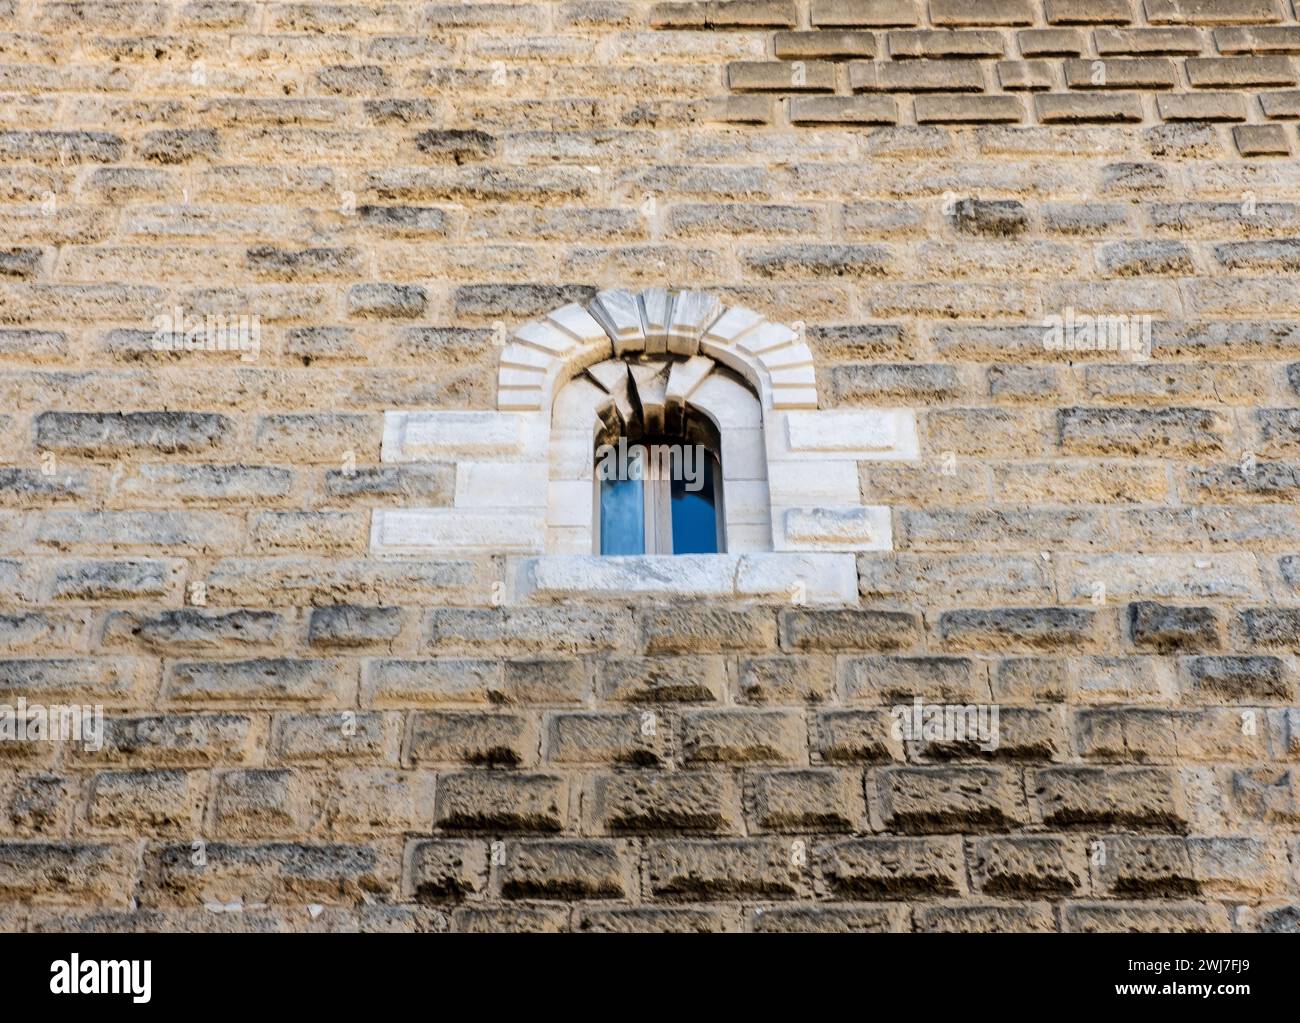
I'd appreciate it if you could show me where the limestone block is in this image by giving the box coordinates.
[498,382,544,412]
[665,355,715,411]
[690,373,763,428]
[382,410,541,463]
[702,305,765,345]
[666,290,723,355]
[455,462,548,510]
[725,522,777,553]
[767,364,818,390]
[550,429,595,481]
[641,287,673,354]
[774,505,893,551]
[766,459,861,505]
[515,554,736,600]
[770,386,820,410]
[497,366,545,392]
[548,480,595,529]
[722,479,775,525]
[775,408,920,461]
[720,427,768,480]
[629,362,669,433]
[514,318,578,356]
[551,375,608,424]
[586,360,637,422]
[736,320,797,358]
[547,526,594,555]
[586,359,627,394]
[371,509,545,555]
[735,552,860,603]
[511,552,858,604]
[546,303,608,346]
[759,342,814,373]
[496,345,550,409]
[500,342,553,373]
[588,289,645,356]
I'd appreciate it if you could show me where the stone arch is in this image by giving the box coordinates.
[495,287,819,415]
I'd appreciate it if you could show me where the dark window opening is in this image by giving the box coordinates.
[595,416,725,556]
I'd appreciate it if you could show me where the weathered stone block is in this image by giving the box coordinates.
[747,768,865,831]
[647,838,806,899]
[1034,766,1188,830]
[499,839,631,899]
[590,772,742,833]
[435,773,568,832]
[877,766,1029,832]
[818,836,964,897]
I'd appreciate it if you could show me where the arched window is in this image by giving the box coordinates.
[547,350,761,557]
[596,404,724,556]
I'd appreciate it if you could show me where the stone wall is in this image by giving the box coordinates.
[1,0,1299,932]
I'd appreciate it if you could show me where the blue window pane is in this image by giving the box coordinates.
[670,453,719,554]
[600,475,644,555]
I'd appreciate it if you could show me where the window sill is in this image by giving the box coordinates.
[507,553,859,605]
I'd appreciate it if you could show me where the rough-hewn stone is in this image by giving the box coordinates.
[0,0,1295,937]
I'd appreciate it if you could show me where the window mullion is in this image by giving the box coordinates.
[642,471,656,554]
[642,445,667,555]
[656,448,673,555]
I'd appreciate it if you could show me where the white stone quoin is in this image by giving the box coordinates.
[372,287,918,599]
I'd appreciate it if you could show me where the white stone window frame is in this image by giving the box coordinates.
[372,287,918,605]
